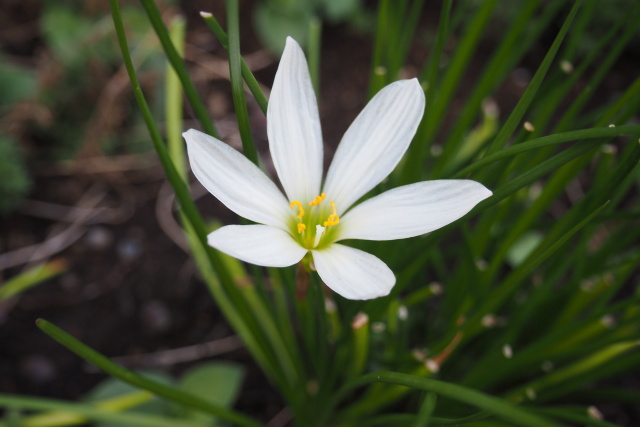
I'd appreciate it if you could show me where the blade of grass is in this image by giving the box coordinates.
[413,392,437,427]
[16,391,154,427]
[482,0,583,156]
[534,407,621,427]
[453,125,640,178]
[435,0,558,176]
[307,16,321,97]
[464,200,610,339]
[112,0,267,344]
[226,0,258,165]
[398,0,451,185]
[337,372,562,427]
[0,259,66,302]
[199,11,268,114]
[36,319,265,427]
[138,0,218,138]
[0,394,207,427]
[110,0,212,255]
[426,0,498,136]
[163,29,300,396]
[368,0,391,97]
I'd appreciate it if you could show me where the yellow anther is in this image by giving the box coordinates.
[309,193,327,206]
[297,223,307,234]
[323,201,340,227]
[290,201,305,219]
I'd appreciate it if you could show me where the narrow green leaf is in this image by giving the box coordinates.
[138,0,218,138]
[466,200,610,337]
[0,394,206,427]
[400,0,451,184]
[199,12,268,114]
[413,392,437,427]
[0,259,66,302]
[36,319,265,427]
[307,16,322,96]
[535,407,621,427]
[454,125,640,179]
[483,0,582,155]
[226,0,258,165]
[339,372,562,427]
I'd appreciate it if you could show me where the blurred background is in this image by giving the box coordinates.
[1,0,638,423]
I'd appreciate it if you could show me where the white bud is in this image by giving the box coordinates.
[429,282,443,295]
[560,60,574,74]
[587,406,603,420]
[371,322,386,333]
[502,344,513,359]
[525,388,537,400]
[397,305,408,321]
[425,359,440,373]
[351,312,369,329]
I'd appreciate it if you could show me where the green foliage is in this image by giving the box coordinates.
[0,54,37,108]
[84,372,176,426]
[253,0,366,54]
[178,362,246,424]
[0,135,31,213]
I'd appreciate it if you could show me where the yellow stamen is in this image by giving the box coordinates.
[309,193,327,206]
[290,201,305,219]
[297,223,307,234]
[323,201,340,227]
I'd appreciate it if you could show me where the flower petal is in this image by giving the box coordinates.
[208,225,307,267]
[323,78,425,213]
[184,129,290,229]
[338,180,492,241]
[268,37,323,202]
[312,244,395,300]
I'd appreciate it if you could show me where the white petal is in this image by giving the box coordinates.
[323,79,425,213]
[208,225,307,267]
[184,129,290,229]
[312,244,395,300]
[338,180,492,241]
[267,37,323,202]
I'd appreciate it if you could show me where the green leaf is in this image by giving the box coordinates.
[178,362,246,423]
[0,55,37,107]
[254,2,311,54]
[323,0,361,22]
[84,372,175,427]
[0,394,207,427]
[0,135,32,213]
[506,231,544,267]
[41,6,92,65]
[0,260,66,302]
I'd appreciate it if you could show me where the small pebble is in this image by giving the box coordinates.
[117,237,143,262]
[21,354,57,384]
[140,300,172,334]
[84,226,114,251]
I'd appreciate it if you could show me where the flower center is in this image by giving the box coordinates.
[289,193,340,249]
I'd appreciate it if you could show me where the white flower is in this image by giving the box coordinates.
[183,37,491,300]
